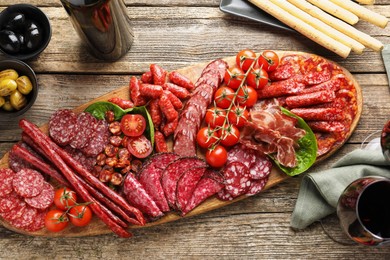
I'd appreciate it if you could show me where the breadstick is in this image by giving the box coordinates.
[248,0,351,58]
[329,0,388,28]
[270,0,364,54]
[288,0,383,51]
[356,0,375,4]
[306,0,359,25]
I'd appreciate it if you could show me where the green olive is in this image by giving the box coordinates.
[2,100,14,111]
[16,75,33,95]
[0,96,5,108]
[10,90,27,110]
[0,69,19,82]
[0,79,18,96]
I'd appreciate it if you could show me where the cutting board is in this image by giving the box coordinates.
[0,51,363,237]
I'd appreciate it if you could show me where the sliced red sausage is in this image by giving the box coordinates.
[285,90,336,108]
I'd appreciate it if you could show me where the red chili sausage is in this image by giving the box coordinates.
[154,130,168,153]
[159,93,178,122]
[141,71,153,84]
[150,64,167,86]
[285,90,336,108]
[290,107,345,121]
[108,97,134,109]
[129,76,147,106]
[139,84,163,99]
[163,90,183,110]
[162,83,190,99]
[168,71,195,90]
[148,99,162,127]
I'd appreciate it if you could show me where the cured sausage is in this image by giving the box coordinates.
[164,90,183,110]
[49,109,78,146]
[139,84,164,99]
[108,97,134,109]
[129,76,147,106]
[24,182,54,210]
[24,209,46,232]
[0,192,19,212]
[246,177,269,196]
[0,168,16,197]
[81,119,110,157]
[12,168,45,198]
[141,71,153,84]
[257,75,305,98]
[290,108,345,121]
[302,62,332,85]
[223,162,251,197]
[176,166,206,212]
[162,83,190,99]
[285,90,336,108]
[169,71,195,90]
[69,112,98,149]
[148,99,162,127]
[154,130,168,153]
[308,121,346,133]
[159,93,178,122]
[150,64,167,86]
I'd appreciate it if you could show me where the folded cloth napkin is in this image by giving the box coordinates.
[290,148,390,229]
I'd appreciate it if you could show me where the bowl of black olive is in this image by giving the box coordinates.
[0,59,38,119]
[0,4,51,60]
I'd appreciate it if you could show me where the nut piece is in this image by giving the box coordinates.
[16,75,32,95]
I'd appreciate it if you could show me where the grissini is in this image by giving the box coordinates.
[270,0,364,54]
[329,0,388,28]
[248,0,351,58]
[306,0,359,25]
[288,0,383,52]
[356,0,375,4]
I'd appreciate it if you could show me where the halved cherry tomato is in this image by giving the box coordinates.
[54,187,77,211]
[224,67,245,90]
[218,125,240,147]
[68,205,93,227]
[246,68,269,89]
[127,135,153,158]
[197,127,220,149]
[236,85,258,108]
[120,114,146,137]
[214,86,235,109]
[228,106,249,128]
[206,145,227,168]
[258,50,279,72]
[236,49,257,72]
[45,209,69,232]
[205,107,226,128]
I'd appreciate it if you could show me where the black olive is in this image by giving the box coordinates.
[5,12,25,32]
[25,28,42,51]
[15,33,26,52]
[24,20,40,32]
[0,30,20,53]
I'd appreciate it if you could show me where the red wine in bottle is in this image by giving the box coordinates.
[60,0,133,60]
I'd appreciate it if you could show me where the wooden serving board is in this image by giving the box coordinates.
[0,51,362,237]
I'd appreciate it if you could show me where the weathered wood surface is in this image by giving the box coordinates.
[0,0,390,258]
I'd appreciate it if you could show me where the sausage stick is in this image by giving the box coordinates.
[329,0,388,28]
[287,0,383,51]
[306,0,359,25]
[248,0,351,58]
[270,0,364,54]
[356,0,375,4]
[19,119,132,238]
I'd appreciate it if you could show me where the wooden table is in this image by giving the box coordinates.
[1,0,390,258]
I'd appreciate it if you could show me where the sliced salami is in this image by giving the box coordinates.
[12,168,44,198]
[81,120,110,157]
[182,177,224,215]
[223,162,251,197]
[0,192,20,212]
[0,199,26,222]
[64,146,96,172]
[0,168,16,197]
[246,177,269,196]
[49,109,79,146]
[25,209,47,232]
[8,147,33,172]
[9,205,38,229]
[161,157,207,210]
[176,166,206,212]
[217,188,234,201]
[70,112,98,149]
[24,182,55,209]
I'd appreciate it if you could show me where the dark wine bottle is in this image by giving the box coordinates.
[60,0,134,60]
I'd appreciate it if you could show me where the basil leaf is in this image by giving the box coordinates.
[270,107,317,176]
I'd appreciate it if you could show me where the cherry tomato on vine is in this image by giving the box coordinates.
[45,209,69,232]
[120,114,146,137]
[236,85,258,108]
[246,68,269,89]
[205,107,226,128]
[206,145,228,168]
[197,127,220,149]
[218,125,240,147]
[224,67,245,90]
[258,50,279,72]
[54,187,77,211]
[228,106,249,128]
[68,205,93,227]
[236,49,257,72]
[214,86,235,109]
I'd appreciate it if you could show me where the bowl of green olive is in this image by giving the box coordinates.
[0,59,38,118]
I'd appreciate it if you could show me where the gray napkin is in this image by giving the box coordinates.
[290,149,390,229]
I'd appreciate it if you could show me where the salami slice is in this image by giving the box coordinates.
[8,146,33,172]
[123,173,163,219]
[81,120,110,157]
[182,177,224,215]
[285,90,336,108]
[290,108,345,121]
[0,192,20,212]
[0,199,26,222]
[12,168,44,198]
[9,205,38,229]
[24,182,55,209]
[70,112,98,149]
[258,75,305,98]
[25,209,47,232]
[64,146,96,172]
[0,168,16,197]
[216,188,234,201]
[176,166,206,212]
[223,162,251,197]
[49,109,78,146]
[246,177,269,196]
[161,157,207,209]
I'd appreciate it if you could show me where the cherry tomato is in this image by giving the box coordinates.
[45,209,69,232]
[258,50,279,72]
[127,135,153,158]
[206,145,228,168]
[246,68,269,89]
[214,86,235,109]
[228,106,249,128]
[68,205,93,227]
[236,85,258,108]
[120,114,146,137]
[205,107,226,128]
[197,127,220,149]
[236,49,257,72]
[223,67,245,90]
[54,187,77,211]
[218,125,240,147]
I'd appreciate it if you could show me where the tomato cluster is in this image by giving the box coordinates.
[45,187,93,232]
[197,49,280,168]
